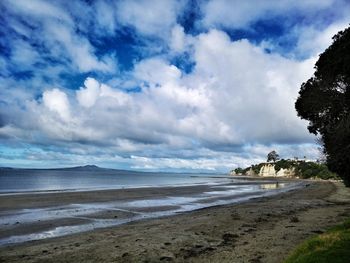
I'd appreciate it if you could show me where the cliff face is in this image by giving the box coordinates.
[259,164,276,177]
[230,167,257,176]
[276,167,296,178]
[259,164,297,178]
[230,163,298,178]
[246,167,257,176]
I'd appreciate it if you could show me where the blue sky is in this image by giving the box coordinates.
[0,0,350,172]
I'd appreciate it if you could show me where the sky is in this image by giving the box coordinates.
[0,0,350,172]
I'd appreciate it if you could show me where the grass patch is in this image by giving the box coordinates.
[284,218,350,263]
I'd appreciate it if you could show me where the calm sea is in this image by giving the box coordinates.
[0,168,228,193]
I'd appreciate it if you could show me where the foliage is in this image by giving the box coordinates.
[295,26,350,186]
[295,162,339,180]
[238,164,264,175]
[235,158,339,180]
[274,159,296,172]
[267,150,279,162]
[274,159,338,179]
[251,163,265,175]
[234,167,244,174]
[284,218,350,263]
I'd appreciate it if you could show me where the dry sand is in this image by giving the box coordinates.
[0,181,350,263]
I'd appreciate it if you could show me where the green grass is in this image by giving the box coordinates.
[284,218,350,263]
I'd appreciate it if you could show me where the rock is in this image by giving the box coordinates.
[160,255,174,261]
[246,167,257,176]
[259,164,276,177]
[290,216,300,223]
[221,233,238,245]
[277,167,296,177]
[258,163,297,177]
[311,230,324,234]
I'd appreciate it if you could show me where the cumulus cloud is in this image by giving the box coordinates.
[293,21,350,57]
[76,78,101,108]
[42,89,71,122]
[170,25,187,52]
[189,30,315,144]
[3,29,317,159]
[1,0,348,171]
[133,58,182,86]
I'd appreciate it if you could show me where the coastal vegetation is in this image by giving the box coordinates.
[233,158,339,180]
[284,218,350,263]
[267,150,280,162]
[295,26,350,186]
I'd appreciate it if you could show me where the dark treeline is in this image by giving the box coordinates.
[295,25,350,186]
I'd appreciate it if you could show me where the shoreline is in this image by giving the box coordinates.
[0,179,301,246]
[0,180,349,262]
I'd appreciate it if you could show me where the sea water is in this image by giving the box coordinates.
[0,168,227,193]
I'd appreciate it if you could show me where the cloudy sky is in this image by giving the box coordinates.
[1,0,349,172]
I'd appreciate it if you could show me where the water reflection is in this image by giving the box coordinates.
[259,182,285,190]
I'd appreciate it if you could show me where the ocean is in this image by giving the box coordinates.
[0,167,227,193]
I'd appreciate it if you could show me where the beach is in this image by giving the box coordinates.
[0,180,350,262]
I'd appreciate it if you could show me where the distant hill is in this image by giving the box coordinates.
[0,165,153,175]
[0,165,106,171]
[0,165,133,172]
[55,165,107,171]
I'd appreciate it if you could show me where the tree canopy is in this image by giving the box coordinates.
[267,150,279,162]
[234,167,244,174]
[295,25,350,186]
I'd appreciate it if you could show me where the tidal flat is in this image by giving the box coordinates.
[0,180,350,262]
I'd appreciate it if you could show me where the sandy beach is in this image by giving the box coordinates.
[0,180,350,262]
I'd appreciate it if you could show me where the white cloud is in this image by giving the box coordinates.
[4,0,346,171]
[133,58,182,86]
[4,0,74,25]
[10,40,40,68]
[115,0,185,36]
[76,78,101,108]
[45,22,116,73]
[201,0,335,29]
[294,21,350,57]
[10,29,316,154]
[170,24,186,52]
[3,0,117,74]
[42,88,71,121]
[94,0,117,34]
[189,30,316,144]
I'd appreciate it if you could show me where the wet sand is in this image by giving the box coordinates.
[0,180,350,262]
[0,180,298,244]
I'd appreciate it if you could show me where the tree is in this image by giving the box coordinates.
[234,167,244,174]
[267,150,279,162]
[295,25,350,186]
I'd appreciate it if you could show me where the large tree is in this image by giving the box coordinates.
[267,150,279,163]
[295,25,350,186]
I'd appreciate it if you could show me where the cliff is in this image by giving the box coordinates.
[231,159,338,180]
[258,163,296,177]
[259,164,276,177]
